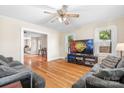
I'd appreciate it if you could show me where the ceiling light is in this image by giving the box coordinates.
[58,17,63,23]
[63,17,67,21]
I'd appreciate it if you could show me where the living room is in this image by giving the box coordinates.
[0,4,124,89]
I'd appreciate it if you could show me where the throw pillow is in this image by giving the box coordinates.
[0,65,17,78]
[0,60,9,66]
[100,55,121,69]
[117,58,124,68]
[93,68,124,81]
[0,55,9,63]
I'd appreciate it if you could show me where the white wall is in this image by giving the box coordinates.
[1,15,124,61]
[60,17,124,57]
[0,15,60,62]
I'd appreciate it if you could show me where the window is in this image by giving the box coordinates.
[94,25,117,56]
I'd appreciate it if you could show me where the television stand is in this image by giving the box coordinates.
[67,54,98,67]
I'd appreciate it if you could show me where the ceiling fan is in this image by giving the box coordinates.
[44,5,80,25]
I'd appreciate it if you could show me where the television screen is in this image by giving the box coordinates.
[70,39,94,54]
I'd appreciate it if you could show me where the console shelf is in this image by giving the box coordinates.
[67,54,98,67]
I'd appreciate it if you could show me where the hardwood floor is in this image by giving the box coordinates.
[24,54,47,65]
[24,56,91,88]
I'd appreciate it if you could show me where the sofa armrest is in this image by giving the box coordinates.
[0,71,30,87]
[72,72,94,88]
[91,63,102,72]
[72,77,86,88]
[32,72,45,88]
[86,75,124,88]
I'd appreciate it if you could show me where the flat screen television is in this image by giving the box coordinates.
[70,39,94,55]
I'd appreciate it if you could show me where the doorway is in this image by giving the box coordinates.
[23,30,47,65]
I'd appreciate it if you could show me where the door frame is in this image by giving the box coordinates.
[21,27,48,64]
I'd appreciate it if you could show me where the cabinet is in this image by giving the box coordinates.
[67,54,98,67]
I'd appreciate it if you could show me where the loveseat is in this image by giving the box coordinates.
[0,55,45,88]
[72,55,124,88]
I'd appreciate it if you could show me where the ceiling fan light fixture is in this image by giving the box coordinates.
[63,17,67,21]
[44,5,80,25]
[58,17,63,23]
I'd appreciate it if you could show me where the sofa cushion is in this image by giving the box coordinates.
[100,55,121,68]
[0,55,9,63]
[117,58,124,68]
[93,68,124,81]
[0,60,9,66]
[0,65,17,78]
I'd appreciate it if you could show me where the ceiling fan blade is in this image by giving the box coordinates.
[64,19,69,25]
[49,16,59,23]
[62,17,70,25]
[57,9,63,16]
[44,11,56,15]
[51,17,58,23]
[62,5,68,12]
[65,13,79,17]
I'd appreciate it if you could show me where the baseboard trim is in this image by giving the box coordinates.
[48,56,66,62]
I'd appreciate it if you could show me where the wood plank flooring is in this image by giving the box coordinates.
[24,54,47,65]
[24,55,91,88]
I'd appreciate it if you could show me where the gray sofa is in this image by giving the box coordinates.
[72,55,124,88]
[0,55,45,88]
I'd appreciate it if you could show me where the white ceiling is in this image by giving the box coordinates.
[0,5,124,32]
